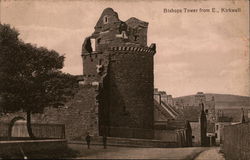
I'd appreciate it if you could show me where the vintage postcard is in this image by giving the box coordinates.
[0,0,249,159]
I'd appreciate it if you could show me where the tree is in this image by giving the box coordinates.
[0,24,78,138]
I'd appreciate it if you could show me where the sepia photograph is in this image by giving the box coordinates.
[0,0,249,159]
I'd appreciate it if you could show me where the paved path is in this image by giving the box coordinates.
[194,147,225,160]
[69,144,208,159]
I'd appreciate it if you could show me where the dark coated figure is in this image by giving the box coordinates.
[85,132,91,149]
[103,135,107,149]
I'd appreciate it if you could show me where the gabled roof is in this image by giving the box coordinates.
[161,101,179,117]
[154,100,174,120]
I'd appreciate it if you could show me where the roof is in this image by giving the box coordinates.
[217,109,249,122]
[161,101,179,116]
[178,106,200,122]
[217,116,233,122]
[154,100,175,120]
[154,99,180,120]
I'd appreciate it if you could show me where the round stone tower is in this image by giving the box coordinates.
[81,8,156,139]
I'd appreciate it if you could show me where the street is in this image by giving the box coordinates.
[68,144,217,159]
[194,147,225,160]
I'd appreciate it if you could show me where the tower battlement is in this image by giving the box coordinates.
[108,45,156,54]
[82,44,156,57]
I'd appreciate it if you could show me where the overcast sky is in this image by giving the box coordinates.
[1,0,249,97]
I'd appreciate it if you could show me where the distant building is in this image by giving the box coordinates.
[175,92,216,123]
[215,108,248,144]
[154,88,179,120]
[194,92,206,106]
[154,120,192,147]
[167,95,174,106]
[153,88,192,146]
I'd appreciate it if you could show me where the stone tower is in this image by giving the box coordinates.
[194,92,206,106]
[206,96,216,123]
[81,8,156,139]
[200,102,207,146]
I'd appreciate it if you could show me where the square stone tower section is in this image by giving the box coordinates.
[81,8,156,139]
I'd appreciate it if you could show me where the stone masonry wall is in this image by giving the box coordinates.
[108,48,154,130]
[34,85,98,140]
[0,85,98,140]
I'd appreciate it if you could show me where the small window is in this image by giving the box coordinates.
[103,16,109,24]
[134,35,139,41]
[97,38,101,44]
[216,125,219,131]
[205,109,208,114]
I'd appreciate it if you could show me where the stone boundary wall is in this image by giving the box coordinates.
[0,122,64,139]
[0,85,98,140]
[0,139,67,157]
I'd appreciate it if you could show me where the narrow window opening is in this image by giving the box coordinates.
[103,16,109,24]
[90,38,96,51]
[216,125,219,131]
[134,35,139,41]
[97,38,101,44]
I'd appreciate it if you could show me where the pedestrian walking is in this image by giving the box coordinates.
[103,135,107,149]
[85,132,91,149]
